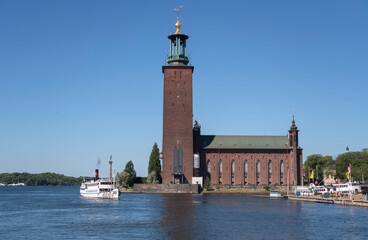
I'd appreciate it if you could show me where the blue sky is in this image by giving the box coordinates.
[0,1,367,177]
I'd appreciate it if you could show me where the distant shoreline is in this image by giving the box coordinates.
[0,172,87,186]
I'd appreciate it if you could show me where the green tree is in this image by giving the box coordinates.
[204,176,211,190]
[124,160,137,187]
[118,171,130,188]
[335,151,368,181]
[148,143,162,183]
[147,171,159,184]
[303,154,334,183]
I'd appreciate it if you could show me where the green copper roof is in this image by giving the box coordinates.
[200,135,290,150]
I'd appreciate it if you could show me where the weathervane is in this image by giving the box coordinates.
[173,6,183,34]
[174,5,183,18]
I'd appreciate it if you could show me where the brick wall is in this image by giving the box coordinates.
[201,149,301,186]
[134,184,199,193]
[162,66,194,184]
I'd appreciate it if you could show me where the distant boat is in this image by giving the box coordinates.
[270,191,282,198]
[6,183,26,186]
[80,169,119,199]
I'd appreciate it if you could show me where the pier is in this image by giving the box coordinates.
[287,195,368,208]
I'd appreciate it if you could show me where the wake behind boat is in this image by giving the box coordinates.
[80,158,120,199]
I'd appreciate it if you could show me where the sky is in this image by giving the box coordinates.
[0,1,367,178]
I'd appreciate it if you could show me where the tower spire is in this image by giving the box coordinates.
[291,109,297,130]
[174,6,183,34]
[167,6,189,65]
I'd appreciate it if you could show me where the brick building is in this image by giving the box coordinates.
[162,17,303,186]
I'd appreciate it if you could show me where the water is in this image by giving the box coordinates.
[1,186,368,240]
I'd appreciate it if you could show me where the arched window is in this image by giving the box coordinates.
[231,160,235,176]
[178,146,183,173]
[231,160,235,185]
[280,160,284,176]
[268,160,272,185]
[219,160,222,176]
[207,160,210,174]
[256,160,260,176]
[173,147,178,173]
[268,160,272,175]
[280,160,284,185]
[244,160,248,176]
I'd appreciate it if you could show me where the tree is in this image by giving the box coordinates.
[303,154,335,183]
[124,160,137,187]
[118,171,130,188]
[335,151,368,181]
[148,143,162,183]
[204,176,211,190]
[147,171,159,184]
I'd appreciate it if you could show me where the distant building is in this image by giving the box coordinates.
[323,169,336,185]
[161,16,303,186]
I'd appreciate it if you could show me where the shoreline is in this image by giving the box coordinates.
[286,195,368,208]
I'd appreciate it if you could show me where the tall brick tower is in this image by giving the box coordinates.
[162,14,194,184]
[288,116,303,185]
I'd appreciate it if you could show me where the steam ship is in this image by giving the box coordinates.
[80,160,120,199]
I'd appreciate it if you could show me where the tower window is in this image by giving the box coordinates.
[219,160,222,176]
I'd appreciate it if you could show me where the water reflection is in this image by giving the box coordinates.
[160,194,197,240]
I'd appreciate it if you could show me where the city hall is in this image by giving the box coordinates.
[161,14,303,187]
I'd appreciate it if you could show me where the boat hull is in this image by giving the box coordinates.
[80,189,120,199]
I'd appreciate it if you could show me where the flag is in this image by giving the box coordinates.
[310,170,314,179]
[303,169,305,177]
[347,166,351,173]
[346,171,349,180]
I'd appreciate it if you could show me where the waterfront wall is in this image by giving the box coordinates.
[134,184,200,194]
[288,196,368,208]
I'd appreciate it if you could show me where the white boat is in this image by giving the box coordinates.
[7,183,26,186]
[270,191,282,198]
[314,185,328,194]
[80,168,120,199]
[331,182,361,194]
[296,185,315,196]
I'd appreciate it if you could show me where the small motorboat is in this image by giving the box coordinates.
[270,191,282,198]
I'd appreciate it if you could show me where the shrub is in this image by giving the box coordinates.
[204,176,212,190]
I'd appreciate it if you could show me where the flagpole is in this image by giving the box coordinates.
[349,163,352,200]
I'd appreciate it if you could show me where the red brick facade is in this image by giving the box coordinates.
[200,148,303,186]
[160,23,303,187]
[162,66,194,184]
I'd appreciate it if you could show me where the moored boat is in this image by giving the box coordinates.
[270,191,282,198]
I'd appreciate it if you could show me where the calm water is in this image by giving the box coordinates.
[0,186,368,240]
